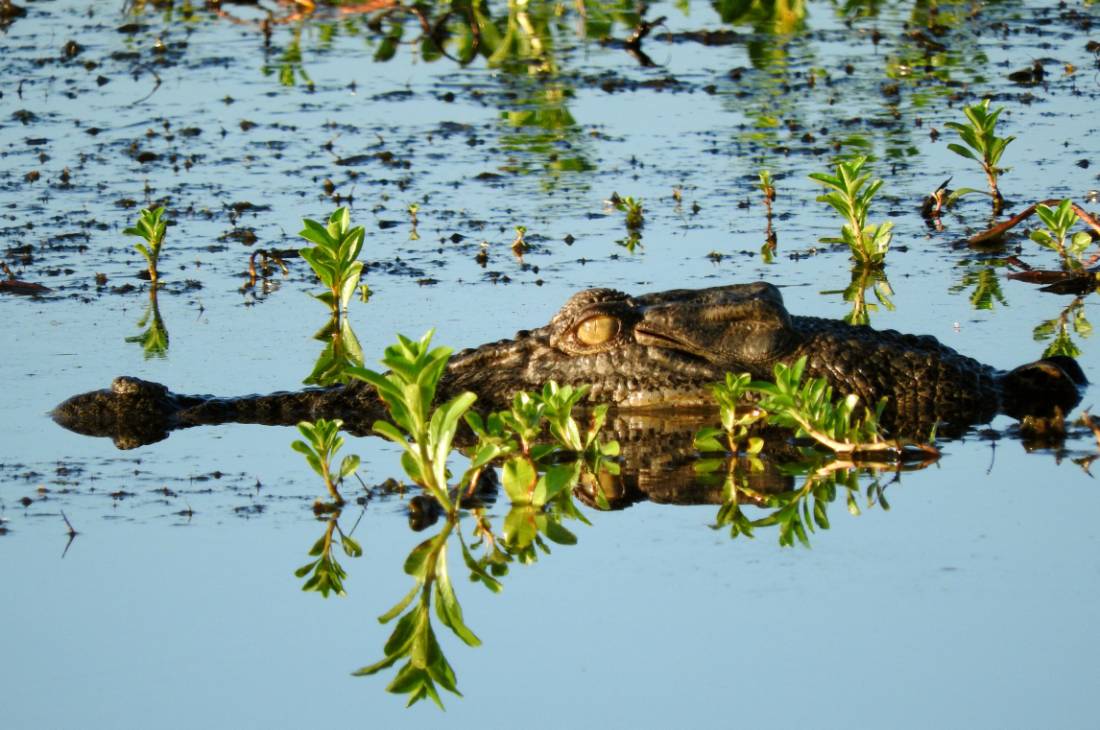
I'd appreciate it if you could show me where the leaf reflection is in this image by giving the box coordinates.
[125,287,169,358]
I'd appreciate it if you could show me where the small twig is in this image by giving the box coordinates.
[60,510,78,537]
[963,198,1100,246]
[60,510,79,559]
[624,15,666,51]
[128,65,162,107]
[1079,409,1100,450]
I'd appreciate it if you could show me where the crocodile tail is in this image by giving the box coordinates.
[1000,355,1087,419]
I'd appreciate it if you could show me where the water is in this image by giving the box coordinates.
[2,0,1100,726]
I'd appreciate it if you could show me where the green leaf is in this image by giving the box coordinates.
[379,584,420,624]
[404,537,436,578]
[502,456,538,504]
[295,560,318,577]
[341,535,363,558]
[383,606,421,658]
[339,454,360,479]
[433,551,481,647]
[946,142,978,162]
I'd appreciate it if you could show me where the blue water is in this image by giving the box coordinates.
[2,0,1100,727]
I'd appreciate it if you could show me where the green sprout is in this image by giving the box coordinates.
[291,417,360,505]
[809,156,893,267]
[408,203,420,241]
[298,206,366,318]
[758,169,777,262]
[511,225,528,256]
[611,194,645,231]
[757,169,776,214]
[753,358,885,453]
[944,99,1015,213]
[696,357,938,459]
[124,206,167,284]
[693,372,767,455]
[1030,199,1095,271]
[348,331,499,515]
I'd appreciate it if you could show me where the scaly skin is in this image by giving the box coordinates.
[53,282,1085,449]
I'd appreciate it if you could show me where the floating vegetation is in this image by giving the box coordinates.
[693,357,939,548]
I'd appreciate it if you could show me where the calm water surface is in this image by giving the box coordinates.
[2,1,1099,727]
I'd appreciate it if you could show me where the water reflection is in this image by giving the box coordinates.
[297,507,364,597]
[951,259,1009,310]
[305,410,937,706]
[821,265,894,326]
[304,315,365,386]
[1034,295,1092,359]
[126,286,169,358]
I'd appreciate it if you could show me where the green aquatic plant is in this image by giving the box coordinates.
[611,194,645,231]
[944,99,1015,214]
[696,357,937,459]
[124,206,167,284]
[752,357,892,455]
[348,331,619,707]
[693,372,767,455]
[758,169,776,215]
[758,168,778,262]
[292,417,361,505]
[809,156,893,267]
[349,331,498,515]
[1030,199,1095,271]
[407,203,420,241]
[296,510,363,597]
[298,206,366,319]
[511,225,528,256]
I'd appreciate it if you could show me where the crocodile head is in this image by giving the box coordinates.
[444,282,799,410]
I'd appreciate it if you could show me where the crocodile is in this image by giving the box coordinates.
[52,282,1086,449]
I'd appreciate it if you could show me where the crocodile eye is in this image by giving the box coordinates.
[575,315,619,346]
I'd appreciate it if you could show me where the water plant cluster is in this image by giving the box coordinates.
[103,76,1099,708]
[295,330,618,707]
[281,227,939,704]
[692,357,936,548]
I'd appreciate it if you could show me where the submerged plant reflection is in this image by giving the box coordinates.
[951,260,1009,310]
[126,287,169,358]
[698,453,905,547]
[304,315,365,386]
[821,266,895,326]
[296,508,364,597]
[1034,296,1092,359]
